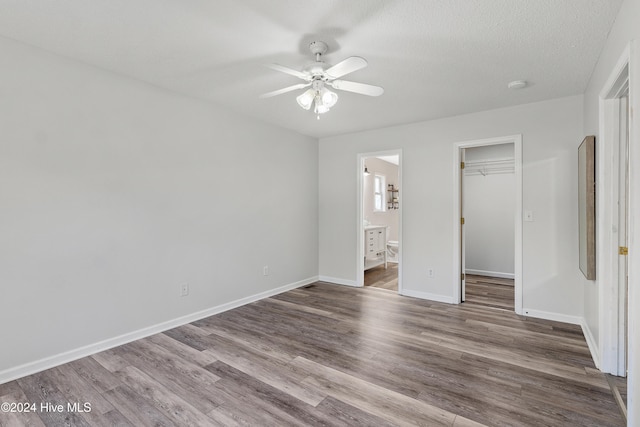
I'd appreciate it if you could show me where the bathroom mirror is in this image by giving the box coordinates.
[578,135,596,280]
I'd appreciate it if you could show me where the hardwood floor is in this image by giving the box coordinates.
[0,283,625,426]
[607,373,628,421]
[465,274,515,311]
[364,263,398,291]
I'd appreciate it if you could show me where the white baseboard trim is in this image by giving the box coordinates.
[523,310,600,368]
[401,289,456,304]
[465,269,515,279]
[0,276,318,385]
[318,276,360,287]
[580,319,601,369]
[521,308,582,325]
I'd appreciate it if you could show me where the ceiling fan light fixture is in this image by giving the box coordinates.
[262,40,383,117]
[320,88,338,108]
[314,101,331,115]
[312,87,338,116]
[296,89,315,110]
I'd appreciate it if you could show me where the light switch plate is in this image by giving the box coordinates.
[180,283,189,297]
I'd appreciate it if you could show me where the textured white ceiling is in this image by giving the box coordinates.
[0,0,623,138]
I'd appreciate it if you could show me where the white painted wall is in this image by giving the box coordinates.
[363,157,399,241]
[0,37,318,379]
[319,95,583,317]
[582,0,640,422]
[464,171,515,277]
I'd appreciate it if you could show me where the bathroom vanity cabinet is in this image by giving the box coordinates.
[364,225,387,270]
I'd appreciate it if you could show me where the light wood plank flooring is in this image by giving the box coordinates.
[465,274,515,311]
[0,283,625,426]
[364,263,398,291]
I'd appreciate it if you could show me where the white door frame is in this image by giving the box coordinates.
[598,40,638,425]
[452,135,523,314]
[460,148,466,302]
[596,42,640,382]
[598,44,631,376]
[628,39,640,427]
[356,150,403,291]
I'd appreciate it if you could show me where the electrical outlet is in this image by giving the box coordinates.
[427,268,434,278]
[180,283,189,297]
[263,265,269,276]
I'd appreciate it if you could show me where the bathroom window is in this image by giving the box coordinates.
[374,174,385,212]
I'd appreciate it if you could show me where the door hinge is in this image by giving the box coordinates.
[460,161,465,169]
[461,217,465,225]
[461,273,465,280]
[619,246,628,255]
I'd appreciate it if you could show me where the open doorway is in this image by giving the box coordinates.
[462,144,516,310]
[357,151,401,292]
[453,135,523,314]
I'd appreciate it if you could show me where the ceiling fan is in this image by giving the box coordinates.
[260,41,384,118]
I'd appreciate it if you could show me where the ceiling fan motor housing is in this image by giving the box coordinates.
[309,41,328,56]
[311,79,325,91]
[303,62,328,78]
[305,41,330,77]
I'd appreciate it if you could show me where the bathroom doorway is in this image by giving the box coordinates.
[357,151,402,292]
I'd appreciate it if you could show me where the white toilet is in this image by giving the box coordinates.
[387,240,398,262]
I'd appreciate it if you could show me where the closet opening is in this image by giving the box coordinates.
[453,135,523,314]
[461,144,516,310]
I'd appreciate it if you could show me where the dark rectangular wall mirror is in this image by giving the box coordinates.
[578,135,596,280]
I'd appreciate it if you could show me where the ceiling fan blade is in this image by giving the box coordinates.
[259,83,311,99]
[329,80,384,96]
[266,63,309,80]
[326,56,368,79]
